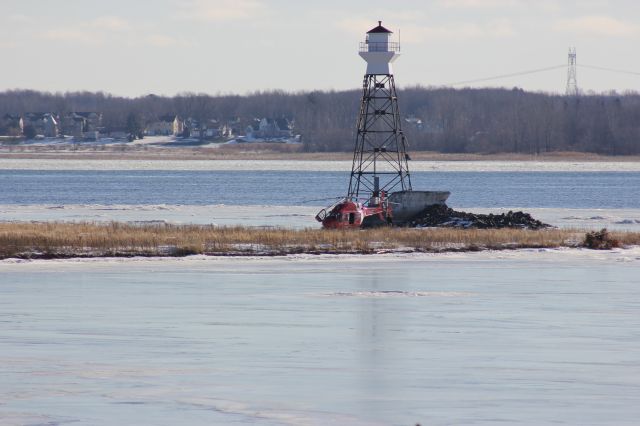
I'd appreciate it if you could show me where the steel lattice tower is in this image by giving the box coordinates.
[566,47,578,96]
[347,21,411,201]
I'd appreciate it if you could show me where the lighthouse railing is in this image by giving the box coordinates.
[359,41,401,53]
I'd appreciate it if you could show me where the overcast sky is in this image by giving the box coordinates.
[1,0,639,96]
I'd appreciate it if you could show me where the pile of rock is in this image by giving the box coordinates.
[408,204,550,230]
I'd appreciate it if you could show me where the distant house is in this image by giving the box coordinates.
[202,118,220,138]
[180,117,234,140]
[246,117,294,140]
[226,117,243,136]
[0,114,24,136]
[60,112,102,139]
[245,119,261,139]
[74,112,102,131]
[145,115,183,136]
[61,114,86,138]
[182,117,199,137]
[205,119,235,139]
[219,123,233,138]
[403,116,445,134]
[23,112,59,137]
[404,116,424,131]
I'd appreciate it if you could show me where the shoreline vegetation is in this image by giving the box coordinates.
[1,222,638,260]
[2,145,640,162]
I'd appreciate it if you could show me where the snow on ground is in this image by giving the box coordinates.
[12,135,223,148]
[1,158,640,172]
[129,135,175,145]
[1,245,639,271]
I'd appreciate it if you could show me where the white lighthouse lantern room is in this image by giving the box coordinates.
[359,20,400,75]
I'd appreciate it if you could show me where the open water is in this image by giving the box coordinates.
[1,170,640,209]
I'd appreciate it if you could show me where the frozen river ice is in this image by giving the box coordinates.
[1,158,640,172]
[1,163,639,425]
[1,250,640,425]
[2,204,640,231]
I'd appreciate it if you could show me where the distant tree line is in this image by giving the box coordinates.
[1,87,639,154]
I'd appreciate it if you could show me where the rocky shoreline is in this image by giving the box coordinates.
[408,204,550,230]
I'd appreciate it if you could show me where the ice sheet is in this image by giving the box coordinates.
[1,250,639,425]
[1,158,640,172]
[2,204,640,231]
[2,245,640,269]
[0,204,319,228]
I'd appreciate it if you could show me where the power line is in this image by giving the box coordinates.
[435,62,639,89]
[442,65,565,87]
[579,64,640,77]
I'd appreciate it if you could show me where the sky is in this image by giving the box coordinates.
[1,0,639,97]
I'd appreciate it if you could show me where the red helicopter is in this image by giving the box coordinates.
[315,190,392,229]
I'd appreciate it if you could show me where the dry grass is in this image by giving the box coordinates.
[609,230,640,247]
[2,222,639,259]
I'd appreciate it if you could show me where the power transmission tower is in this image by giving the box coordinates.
[566,47,578,96]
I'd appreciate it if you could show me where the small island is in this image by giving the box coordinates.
[1,221,636,259]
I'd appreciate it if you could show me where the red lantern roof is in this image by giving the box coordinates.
[367,21,392,34]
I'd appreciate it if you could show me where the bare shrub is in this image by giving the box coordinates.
[583,228,621,250]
